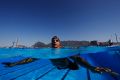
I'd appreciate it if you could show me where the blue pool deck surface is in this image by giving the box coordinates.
[0,46,120,80]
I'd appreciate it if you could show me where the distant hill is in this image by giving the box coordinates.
[61,41,90,48]
[32,41,90,48]
[32,42,47,48]
[25,40,120,48]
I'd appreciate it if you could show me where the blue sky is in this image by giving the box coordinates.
[0,0,120,47]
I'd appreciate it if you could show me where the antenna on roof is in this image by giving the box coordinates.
[115,33,118,43]
[16,38,19,47]
[12,41,15,48]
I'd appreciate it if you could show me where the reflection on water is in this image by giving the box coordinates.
[0,48,80,59]
[0,46,120,59]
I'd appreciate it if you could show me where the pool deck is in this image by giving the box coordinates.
[0,52,120,80]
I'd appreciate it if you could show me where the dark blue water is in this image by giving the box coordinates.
[0,46,120,80]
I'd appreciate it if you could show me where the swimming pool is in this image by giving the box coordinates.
[0,46,120,80]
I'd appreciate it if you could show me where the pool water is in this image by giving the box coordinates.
[0,46,120,80]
